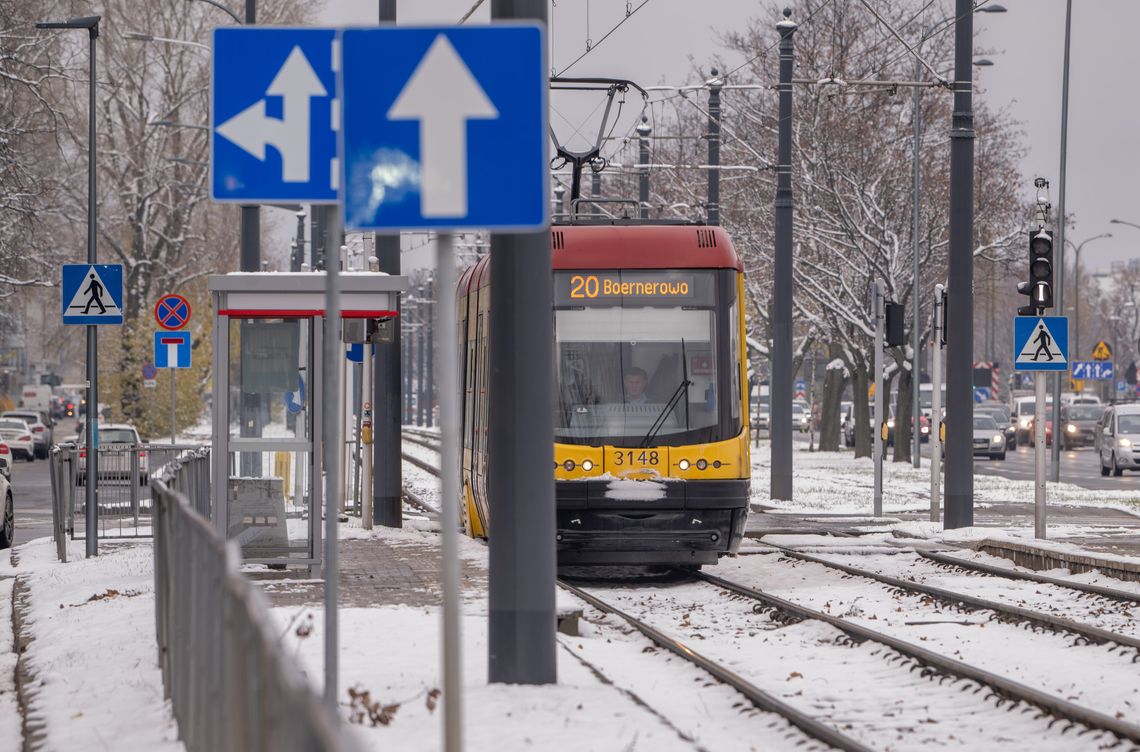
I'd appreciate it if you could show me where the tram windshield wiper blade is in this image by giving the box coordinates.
[641,378,691,448]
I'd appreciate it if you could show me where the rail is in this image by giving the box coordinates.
[151,448,364,752]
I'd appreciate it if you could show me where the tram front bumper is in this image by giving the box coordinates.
[555,479,749,565]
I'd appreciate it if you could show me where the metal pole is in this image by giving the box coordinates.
[707,69,722,226]
[771,10,797,501]
[873,282,884,517]
[931,284,944,521]
[1051,0,1073,482]
[636,117,651,219]
[911,54,922,469]
[372,0,402,529]
[417,288,426,426]
[170,367,176,444]
[590,171,601,216]
[322,212,342,710]
[945,0,975,528]
[490,0,556,688]
[1074,245,1081,368]
[85,26,99,557]
[1035,371,1047,538]
[435,234,464,752]
[362,339,373,530]
[426,280,434,428]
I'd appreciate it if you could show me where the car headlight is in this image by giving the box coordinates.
[1119,438,1132,448]
[921,425,930,434]
[887,419,895,428]
[992,434,1003,444]
[1005,426,1015,434]
[1019,418,1031,428]
[581,460,593,471]
[1066,424,1077,433]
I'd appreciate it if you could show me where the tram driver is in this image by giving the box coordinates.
[623,367,650,404]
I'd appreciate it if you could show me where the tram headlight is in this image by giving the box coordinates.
[696,459,708,471]
[581,459,593,471]
[678,459,690,470]
[562,459,576,471]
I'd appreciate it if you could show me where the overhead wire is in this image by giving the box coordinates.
[555,0,653,76]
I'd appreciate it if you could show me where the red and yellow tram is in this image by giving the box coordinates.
[458,222,750,566]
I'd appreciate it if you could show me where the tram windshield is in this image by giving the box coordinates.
[553,269,736,447]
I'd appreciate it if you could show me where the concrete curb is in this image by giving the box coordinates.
[974,537,1140,583]
[12,576,45,751]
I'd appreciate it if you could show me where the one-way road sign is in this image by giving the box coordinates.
[340,25,548,232]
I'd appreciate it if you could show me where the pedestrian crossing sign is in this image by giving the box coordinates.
[61,264,123,325]
[1014,315,1068,371]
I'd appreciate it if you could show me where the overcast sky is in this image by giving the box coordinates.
[317,0,1140,276]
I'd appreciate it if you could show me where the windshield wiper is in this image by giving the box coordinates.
[641,378,692,448]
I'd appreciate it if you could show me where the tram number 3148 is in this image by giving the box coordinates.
[613,450,660,467]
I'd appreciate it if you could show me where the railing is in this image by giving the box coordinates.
[49,443,203,549]
[152,449,363,752]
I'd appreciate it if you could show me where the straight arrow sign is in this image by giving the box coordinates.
[386,35,498,218]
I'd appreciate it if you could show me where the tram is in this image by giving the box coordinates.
[457,220,750,566]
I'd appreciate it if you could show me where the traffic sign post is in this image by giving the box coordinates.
[1071,361,1114,380]
[211,28,338,203]
[155,331,191,445]
[1014,314,1068,541]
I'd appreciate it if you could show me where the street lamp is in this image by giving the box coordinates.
[122,31,210,51]
[1066,232,1112,360]
[187,0,242,24]
[910,4,1006,470]
[36,15,101,558]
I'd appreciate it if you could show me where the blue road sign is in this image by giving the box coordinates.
[340,25,548,231]
[1014,316,1068,372]
[974,387,991,403]
[154,332,192,369]
[212,27,337,203]
[1119,380,1127,393]
[345,343,376,363]
[142,363,158,380]
[62,264,123,325]
[1072,361,1115,380]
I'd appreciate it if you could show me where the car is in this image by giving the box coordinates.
[1026,416,1053,447]
[0,468,12,549]
[1012,396,1053,445]
[973,414,1007,460]
[1058,404,1103,450]
[0,441,11,479]
[1,410,53,459]
[975,403,1015,449]
[77,423,147,484]
[0,419,35,462]
[1097,405,1140,476]
[791,403,810,432]
[752,397,770,431]
[885,406,930,446]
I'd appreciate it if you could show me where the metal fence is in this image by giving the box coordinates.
[50,443,202,550]
[152,449,364,752]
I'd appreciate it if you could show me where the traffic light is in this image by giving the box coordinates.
[1017,228,1054,315]
[884,300,905,347]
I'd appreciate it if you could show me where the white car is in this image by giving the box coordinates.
[0,419,35,462]
[0,468,11,549]
[77,424,147,484]
[1097,405,1140,477]
[0,441,11,479]
[1,410,53,459]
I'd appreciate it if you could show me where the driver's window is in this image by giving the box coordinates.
[1106,412,1115,436]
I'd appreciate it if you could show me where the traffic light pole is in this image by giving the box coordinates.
[1034,369,1047,538]
[1050,0,1073,483]
[930,285,944,521]
[944,0,976,528]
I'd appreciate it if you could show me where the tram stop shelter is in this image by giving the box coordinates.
[208,272,406,574]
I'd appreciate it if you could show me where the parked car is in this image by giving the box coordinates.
[1058,404,1103,450]
[0,419,35,462]
[1096,404,1140,476]
[77,424,147,484]
[752,396,770,431]
[0,441,11,479]
[973,415,1007,460]
[975,403,1015,449]
[0,467,12,549]
[1,410,53,459]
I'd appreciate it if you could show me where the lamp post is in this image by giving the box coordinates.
[36,14,101,558]
[910,6,1004,470]
[1066,232,1112,361]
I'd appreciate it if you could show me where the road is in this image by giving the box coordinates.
[7,447,55,548]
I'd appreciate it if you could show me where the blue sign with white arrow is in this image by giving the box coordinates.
[339,25,548,231]
[1014,316,1069,372]
[1072,361,1114,380]
[62,264,123,325]
[212,27,338,203]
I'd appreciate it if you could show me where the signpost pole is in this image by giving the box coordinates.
[170,368,176,444]
[322,213,342,711]
[931,284,944,521]
[873,281,884,517]
[1035,370,1047,538]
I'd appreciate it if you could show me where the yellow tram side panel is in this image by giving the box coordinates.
[737,272,751,473]
[554,426,749,481]
[460,278,492,539]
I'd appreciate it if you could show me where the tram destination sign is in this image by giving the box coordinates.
[554,270,715,306]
